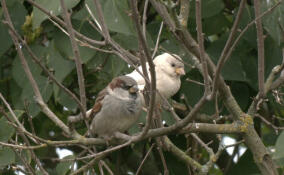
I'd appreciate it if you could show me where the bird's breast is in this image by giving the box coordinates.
[157,75,181,99]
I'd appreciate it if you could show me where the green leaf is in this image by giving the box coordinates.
[206,34,246,82]
[180,70,216,114]
[238,6,257,48]
[100,54,128,78]
[113,33,139,50]
[203,13,230,35]
[264,37,282,78]
[162,109,176,126]
[47,43,74,83]
[0,147,16,167]
[0,1,26,57]
[53,27,95,63]
[12,45,45,87]
[46,41,75,101]
[56,89,78,112]
[21,75,53,117]
[0,23,12,57]
[230,82,250,111]
[241,54,258,90]
[262,0,284,46]
[102,0,135,35]
[128,110,146,135]
[56,155,74,175]
[12,45,53,117]
[32,0,80,29]
[227,150,260,175]
[180,70,204,106]
[0,110,24,142]
[190,0,225,18]
[274,131,284,161]
[85,0,135,35]
[15,149,32,165]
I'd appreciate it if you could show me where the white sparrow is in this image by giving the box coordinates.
[126,53,185,105]
[89,76,142,138]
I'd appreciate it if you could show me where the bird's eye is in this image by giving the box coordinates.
[171,63,176,67]
[124,85,132,90]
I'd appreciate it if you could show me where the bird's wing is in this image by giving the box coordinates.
[89,88,108,119]
[126,63,150,90]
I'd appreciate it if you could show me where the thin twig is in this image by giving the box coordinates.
[0,142,47,150]
[210,0,246,99]
[185,78,205,86]
[255,114,284,134]
[25,0,105,46]
[3,20,85,115]
[142,0,149,40]
[60,0,89,130]
[0,97,48,175]
[12,148,36,175]
[130,0,157,138]
[0,93,26,132]
[195,0,210,96]
[135,143,155,175]
[223,0,282,83]
[101,160,114,175]
[254,0,265,98]
[191,133,214,155]
[157,145,169,175]
[85,4,102,31]
[1,1,73,136]
[93,0,110,41]
[69,140,132,174]
[152,22,164,58]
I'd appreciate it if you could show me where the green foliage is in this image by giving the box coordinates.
[32,0,80,29]
[56,155,74,175]
[274,131,284,166]
[0,1,26,56]
[227,151,260,175]
[0,147,16,167]
[0,110,24,142]
[262,0,284,46]
[189,0,225,18]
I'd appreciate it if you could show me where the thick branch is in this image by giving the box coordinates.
[179,0,189,28]
[164,137,203,172]
[149,1,280,174]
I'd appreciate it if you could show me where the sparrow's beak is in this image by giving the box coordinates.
[175,67,185,76]
[129,85,139,94]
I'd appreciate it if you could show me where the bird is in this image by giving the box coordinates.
[126,53,185,105]
[89,76,142,138]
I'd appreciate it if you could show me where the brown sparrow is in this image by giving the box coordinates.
[89,76,142,138]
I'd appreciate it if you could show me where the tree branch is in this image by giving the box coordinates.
[25,0,106,46]
[195,0,210,96]
[1,0,74,136]
[210,0,246,99]
[60,0,89,130]
[130,0,157,138]
[254,0,265,98]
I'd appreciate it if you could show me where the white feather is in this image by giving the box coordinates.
[126,53,184,105]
